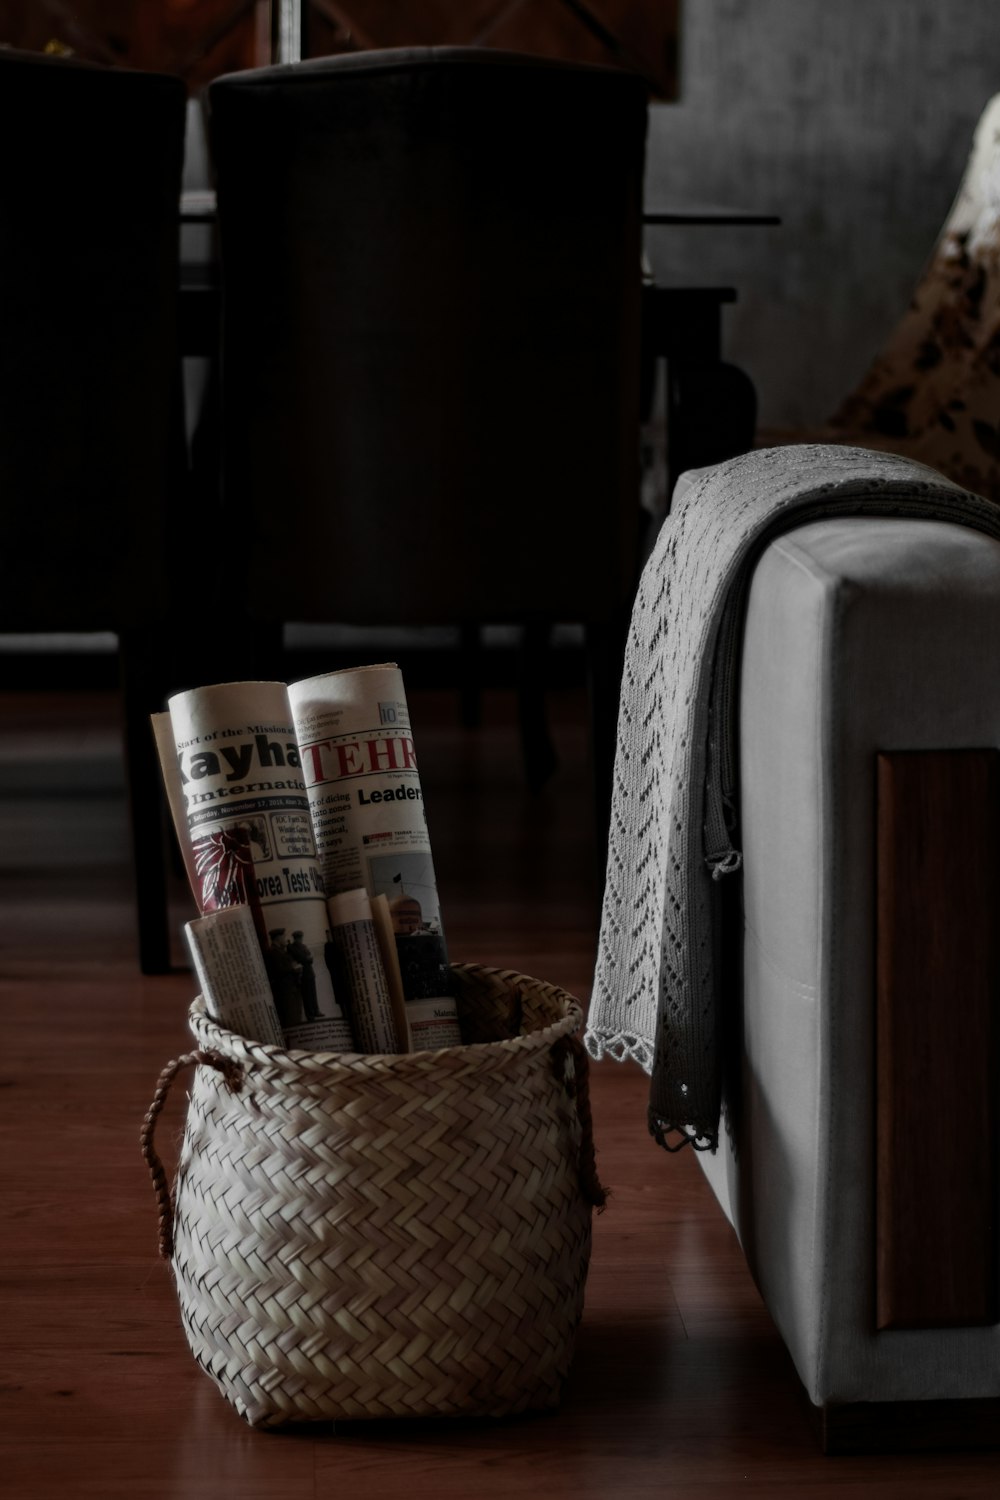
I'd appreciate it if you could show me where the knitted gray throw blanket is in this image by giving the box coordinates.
[584,444,1000,1152]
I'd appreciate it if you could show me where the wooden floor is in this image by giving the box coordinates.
[2,684,998,1497]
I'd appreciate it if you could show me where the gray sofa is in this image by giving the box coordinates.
[697,512,1000,1451]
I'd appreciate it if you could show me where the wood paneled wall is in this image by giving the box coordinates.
[0,0,270,91]
[0,0,679,96]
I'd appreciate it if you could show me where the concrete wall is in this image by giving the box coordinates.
[645,0,1000,426]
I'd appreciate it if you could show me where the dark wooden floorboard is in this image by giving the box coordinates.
[2,687,999,1496]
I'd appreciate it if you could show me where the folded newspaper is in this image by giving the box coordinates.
[152,665,461,1054]
[153,679,356,1052]
[288,664,462,1050]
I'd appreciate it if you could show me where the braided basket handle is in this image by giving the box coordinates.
[140,1048,244,1260]
[550,1031,609,1211]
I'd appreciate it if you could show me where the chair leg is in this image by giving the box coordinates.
[119,628,173,974]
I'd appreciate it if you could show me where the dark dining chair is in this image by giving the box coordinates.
[0,48,188,972]
[206,47,647,861]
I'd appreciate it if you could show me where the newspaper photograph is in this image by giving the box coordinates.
[154,679,355,1053]
[288,664,462,1048]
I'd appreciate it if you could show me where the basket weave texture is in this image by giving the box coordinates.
[145,964,597,1428]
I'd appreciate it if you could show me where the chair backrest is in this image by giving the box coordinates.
[208,48,647,625]
[830,92,1000,501]
[0,49,186,630]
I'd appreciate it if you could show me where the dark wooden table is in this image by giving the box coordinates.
[644,201,781,227]
[640,201,781,507]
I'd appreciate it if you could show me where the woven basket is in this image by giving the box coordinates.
[141,963,604,1429]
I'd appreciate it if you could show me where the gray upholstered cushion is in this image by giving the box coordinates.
[699,515,1000,1405]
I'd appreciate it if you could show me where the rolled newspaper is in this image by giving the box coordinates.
[185,905,285,1047]
[371,893,410,1049]
[154,679,355,1053]
[288,664,463,1049]
[327,888,401,1054]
